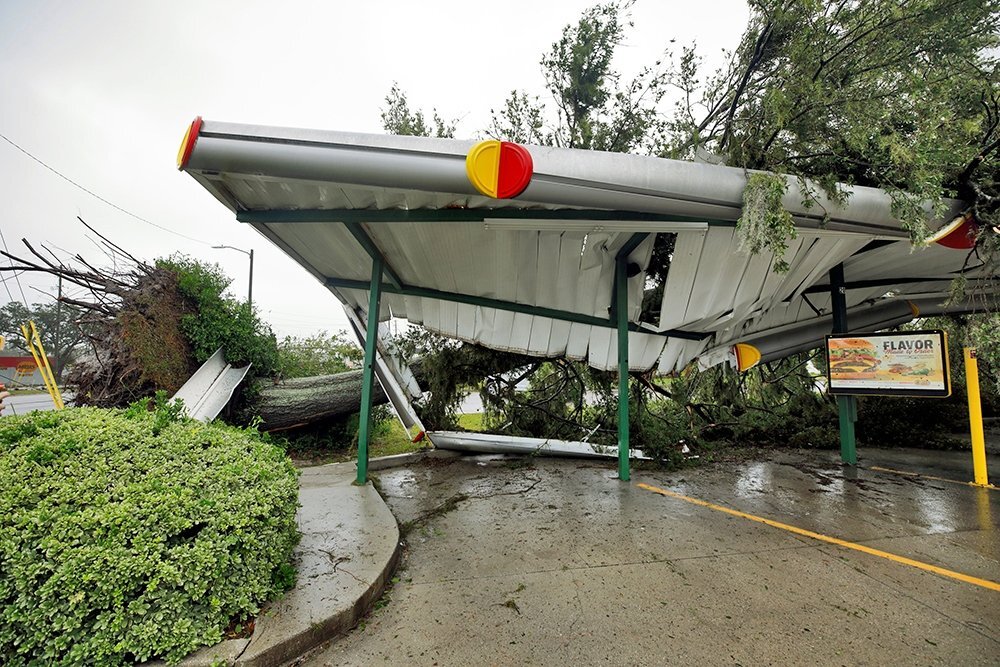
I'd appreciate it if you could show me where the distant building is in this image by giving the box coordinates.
[0,356,53,387]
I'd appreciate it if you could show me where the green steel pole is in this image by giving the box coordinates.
[837,395,857,465]
[356,256,384,485]
[616,257,630,481]
[829,263,857,465]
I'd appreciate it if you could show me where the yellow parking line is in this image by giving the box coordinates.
[868,465,998,490]
[636,482,1000,593]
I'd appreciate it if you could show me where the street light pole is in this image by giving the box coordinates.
[247,248,253,310]
[212,245,254,309]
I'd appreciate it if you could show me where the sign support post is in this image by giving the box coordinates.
[829,264,857,465]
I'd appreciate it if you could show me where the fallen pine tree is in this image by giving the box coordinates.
[249,371,389,431]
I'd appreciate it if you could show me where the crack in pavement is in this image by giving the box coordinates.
[396,476,543,534]
[319,549,368,585]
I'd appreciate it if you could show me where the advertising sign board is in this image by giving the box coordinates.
[826,330,950,397]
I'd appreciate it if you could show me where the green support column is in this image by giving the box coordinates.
[615,257,630,481]
[836,395,857,465]
[829,263,857,465]
[356,256,384,485]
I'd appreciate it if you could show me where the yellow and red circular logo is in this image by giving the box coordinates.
[925,213,978,250]
[466,140,533,199]
[733,343,761,372]
[176,116,203,170]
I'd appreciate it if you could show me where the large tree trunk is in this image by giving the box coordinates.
[249,371,392,431]
[246,351,536,432]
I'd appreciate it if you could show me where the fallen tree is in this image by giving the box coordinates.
[250,371,389,431]
[0,219,278,408]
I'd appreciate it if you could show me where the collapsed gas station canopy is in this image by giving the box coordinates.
[178,119,993,375]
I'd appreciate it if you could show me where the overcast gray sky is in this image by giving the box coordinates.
[0,0,749,338]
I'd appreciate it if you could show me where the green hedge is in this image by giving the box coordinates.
[0,405,300,665]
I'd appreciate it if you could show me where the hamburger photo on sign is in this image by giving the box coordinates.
[828,337,880,379]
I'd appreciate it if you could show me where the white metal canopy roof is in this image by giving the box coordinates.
[179,120,993,373]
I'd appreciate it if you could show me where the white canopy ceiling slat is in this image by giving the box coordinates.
[365,224,420,286]
[490,309,517,353]
[399,294,421,322]
[682,230,753,330]
[587,327,614,370]
[514,230,540,308]
[656,230,709,331]
[490,228,519,302]
[626,234,657,321]
[747,236,807,315]
[680,228,742,325]
[473,304,495,343]
[455,303,478,341]
[787,237,873,302]
[437,300,460,339]
[724,252,774,326]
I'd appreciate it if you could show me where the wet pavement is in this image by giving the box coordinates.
[301,447,999,666]
[1,392,56,414]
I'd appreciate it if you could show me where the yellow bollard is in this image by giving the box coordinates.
[964,347,989,487]
[20,322,64,410]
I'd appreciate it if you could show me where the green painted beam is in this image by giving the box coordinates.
[343,222,404,290]
[616,256,631,482]
[237,208,735,226]
[324,277,706,341]
[355,256,384,486]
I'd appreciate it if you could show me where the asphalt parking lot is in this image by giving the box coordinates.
[301,447,998,666]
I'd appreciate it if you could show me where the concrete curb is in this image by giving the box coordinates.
[175,462,401,667]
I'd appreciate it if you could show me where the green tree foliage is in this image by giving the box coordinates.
[668,0,1000,246]
[157,255,279,378]
[490,1,667,153]
[277,330,362,379]
[394,328,533,430]
[967,313,1000,393]
[737,172,797,273]
[381,82,456,138]
[0,300,87,381]
[488,91,549,145]
[0,400,299,665]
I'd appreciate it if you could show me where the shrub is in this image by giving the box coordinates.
[156,255,280,379]
[0,403,300,665]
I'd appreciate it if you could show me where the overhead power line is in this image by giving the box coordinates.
[0,132,212,247]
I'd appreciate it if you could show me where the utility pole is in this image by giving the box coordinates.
[55,276,62,382]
